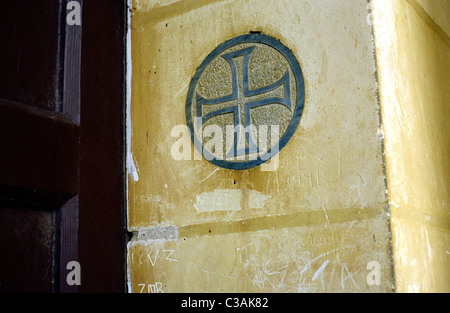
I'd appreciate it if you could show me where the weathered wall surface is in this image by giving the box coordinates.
[127,0,393,292]
[372,0,450,293]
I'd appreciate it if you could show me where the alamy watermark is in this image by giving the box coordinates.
[170,122,281,171]
[366,261,381,286]
[66,1,81,26]
[66,261,81,286]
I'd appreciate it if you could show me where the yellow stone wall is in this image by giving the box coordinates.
[372,0,450,293]
[126,0,398,293]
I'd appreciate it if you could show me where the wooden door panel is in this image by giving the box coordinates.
[0,0,126,292]
[0,99,79,204]
[0,207,55,292]
[0,0,79,293]
[0,0,62,111]
[77,0,126,292]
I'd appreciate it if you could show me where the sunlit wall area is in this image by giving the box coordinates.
[372,0,450,293]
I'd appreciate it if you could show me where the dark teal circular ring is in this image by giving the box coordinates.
[185,33,305,170]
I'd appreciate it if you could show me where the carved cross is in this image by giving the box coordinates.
[196,46,292,158]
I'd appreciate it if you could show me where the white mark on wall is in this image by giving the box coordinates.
[127,153,140,182]
[350,174,367,198]
[195,189,241,212]
[194,189,270,213]
[312,260,329,281]
[137,194,175,215]
[164,249,178,262]
[147,250,158,266]
[138,282,164,293]
[175,78,191,98]
[236,234,290,290]
[199,168,219,183]
[322,205,331,227]
[341,264,360,290]
[126,0,137,183]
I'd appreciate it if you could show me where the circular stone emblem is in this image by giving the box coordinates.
[186,33,305,170]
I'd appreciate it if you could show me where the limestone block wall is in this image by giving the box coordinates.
[126,0,448,293]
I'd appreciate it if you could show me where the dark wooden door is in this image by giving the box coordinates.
[0,0,126,292]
